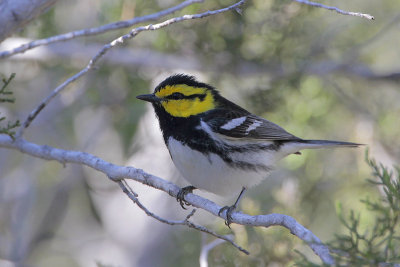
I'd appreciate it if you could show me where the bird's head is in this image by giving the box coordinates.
[136,74,219,118]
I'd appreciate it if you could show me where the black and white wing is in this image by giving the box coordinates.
[202,109,300,141]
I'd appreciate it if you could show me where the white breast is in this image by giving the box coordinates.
[167,137,273,196]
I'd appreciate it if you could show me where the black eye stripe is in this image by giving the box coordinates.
[165,93,206,101]
[185,94,206,100]
[166,92,185,100]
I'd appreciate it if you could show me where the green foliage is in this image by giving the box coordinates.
[0,73,16,103]
[36,8,58,38]
[0,118,20,139]
[0,73,20,139]
[297,150,400,266]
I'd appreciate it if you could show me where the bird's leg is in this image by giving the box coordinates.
[176,185,197,209]
[218,187,247,228]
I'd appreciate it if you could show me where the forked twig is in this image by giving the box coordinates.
[117,180,249,255]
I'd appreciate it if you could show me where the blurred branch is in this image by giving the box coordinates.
[4,37,400,85]
[200,237,228,267]
[0,38,201,70]
[293,0,374,20]
[15,0,246,138]
[310,63,398,84]
[0,0,59,42]
[0,135,334,265]
[0,0,203,59]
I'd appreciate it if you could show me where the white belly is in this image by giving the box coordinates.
[167,137,274,196]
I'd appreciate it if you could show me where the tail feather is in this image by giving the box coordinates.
[299,139,363,149]
[279,139,363,158]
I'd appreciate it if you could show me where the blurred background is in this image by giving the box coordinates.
[1,0,399,266]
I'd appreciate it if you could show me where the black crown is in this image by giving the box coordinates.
[155,74,215,92]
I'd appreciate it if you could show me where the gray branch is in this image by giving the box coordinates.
[0,0,59,42]
[0,135,335,265]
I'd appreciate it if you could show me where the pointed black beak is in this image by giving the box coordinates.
[136,94,160,103]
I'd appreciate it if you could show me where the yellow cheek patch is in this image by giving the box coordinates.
[157,85,215,117]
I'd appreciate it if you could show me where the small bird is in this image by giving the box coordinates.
[137,74,360,226]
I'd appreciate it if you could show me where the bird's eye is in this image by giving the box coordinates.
[168,92,185,100]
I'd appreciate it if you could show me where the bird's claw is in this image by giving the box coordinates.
[218,205,237,228]
[176,186,196,209]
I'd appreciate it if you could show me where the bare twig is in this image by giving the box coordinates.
[293,0,374,20]
[0,0,203,59]
[0,135,334,264]
[184,216,249,255]
[117,179,249,254]
[15,0,246,138]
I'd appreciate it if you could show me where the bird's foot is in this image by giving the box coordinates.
[218,187,246,228]
[218,204,237,228]
[176,186,196,209]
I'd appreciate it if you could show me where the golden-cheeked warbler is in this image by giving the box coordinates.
[137,74,361,226]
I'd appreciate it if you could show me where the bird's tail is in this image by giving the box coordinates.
[278,139,362,158]
[297,139,362,149]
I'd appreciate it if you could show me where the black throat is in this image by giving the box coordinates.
[152,102,205,146]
